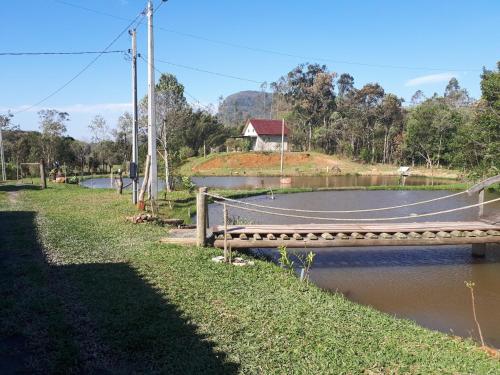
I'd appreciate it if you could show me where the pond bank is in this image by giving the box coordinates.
[1,183,499,372]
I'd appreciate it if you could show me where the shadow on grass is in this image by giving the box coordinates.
[0,210,239,374]
[0,183,41,192]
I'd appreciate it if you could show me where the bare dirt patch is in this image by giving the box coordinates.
[189,152,460,178]
[194,152,330,172]
[6,191,19,204]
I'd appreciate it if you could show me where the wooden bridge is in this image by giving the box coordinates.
[164,175,500,257]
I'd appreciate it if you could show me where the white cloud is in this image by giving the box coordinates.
[405,73,456,87]
[1,102,131,114]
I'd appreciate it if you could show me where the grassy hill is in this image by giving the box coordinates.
[180,151,460,178]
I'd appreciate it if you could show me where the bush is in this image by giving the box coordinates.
[179,146,194,160]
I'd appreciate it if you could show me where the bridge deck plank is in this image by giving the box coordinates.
[212,221,500,234]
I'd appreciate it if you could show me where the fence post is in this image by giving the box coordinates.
[196,187,208,247]
[478,189,484,218]
[40,159,47,189]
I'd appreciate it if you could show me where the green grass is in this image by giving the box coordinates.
[1,182,499,373]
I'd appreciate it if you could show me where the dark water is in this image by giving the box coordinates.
[80,175,456,190]
[207,190,500,348]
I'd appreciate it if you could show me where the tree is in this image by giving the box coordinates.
[88,115,110,143]
[452,63,500,176]
[154,73,189,191]
[411,90,426,106]
[378,94,404,164]
[274,63,337,151]
[405,99,455,171]
[444,78,470,107]
[38,109,69,166]
[337,73,355,97]
[352,83,385,163]
[88,115,110,172]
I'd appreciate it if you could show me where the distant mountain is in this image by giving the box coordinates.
[218,90,272,127]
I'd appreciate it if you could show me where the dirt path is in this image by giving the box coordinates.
[6,191,19,204]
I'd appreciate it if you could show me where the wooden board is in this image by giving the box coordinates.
[212,221,500,235]
[213,236,500,249]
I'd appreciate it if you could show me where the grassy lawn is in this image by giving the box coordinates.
[180,151,461,179]
[1,182,499,373]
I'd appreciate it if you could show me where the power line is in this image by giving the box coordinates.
[138,54,213,111]
[156,28,481,73]
[53,0,481,73]
[0,50,126,56]
[11,9,146,115]
[155,58,264,84]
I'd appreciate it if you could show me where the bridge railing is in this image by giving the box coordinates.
[196,174,500,246]
[467,174,500,217]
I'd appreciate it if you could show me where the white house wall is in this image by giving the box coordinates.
[254,135,288,151]
[243,123,257,137]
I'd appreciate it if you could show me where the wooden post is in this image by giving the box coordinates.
[223,203,228,262]
[478,189,484,218]
[196,187,208,247]
[117,169,124,195]
[39,159,47,189]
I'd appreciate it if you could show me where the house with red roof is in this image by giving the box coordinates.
[242,119,289,151]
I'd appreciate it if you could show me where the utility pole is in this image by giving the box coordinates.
[0,124,5,181]
[147,0,158,200]
[130,29,139,204]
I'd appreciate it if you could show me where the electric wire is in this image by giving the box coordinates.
[138,54,214,111]
[11,9,146,115]
[0,50,126,56]
[155,58,264,84]
[53,0,481,73]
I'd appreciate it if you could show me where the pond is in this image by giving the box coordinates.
[81,174,456,190]
[206,190,500,348]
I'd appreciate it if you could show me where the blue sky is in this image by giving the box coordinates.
[1,0,499,140]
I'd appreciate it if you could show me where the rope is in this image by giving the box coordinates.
[204,190,469,214]
[212,197,500,222]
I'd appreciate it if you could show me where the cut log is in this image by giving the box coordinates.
[422,231,436,238]
[394,232,407,239]
[436,231,451,238]
[472,230,487,237]
[321,233,334,240]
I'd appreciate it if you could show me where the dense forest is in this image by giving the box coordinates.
[1,62,498,182]
[270,63,499,177]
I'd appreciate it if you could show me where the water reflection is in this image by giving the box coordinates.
[81,175,456,190]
